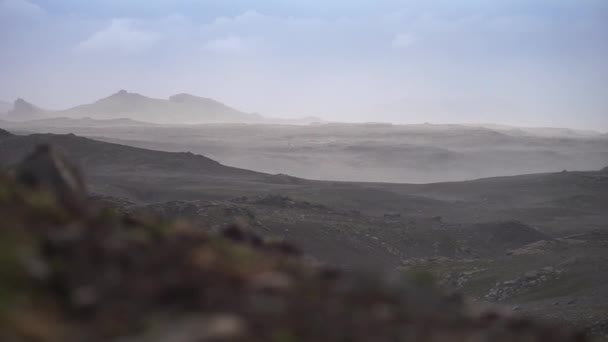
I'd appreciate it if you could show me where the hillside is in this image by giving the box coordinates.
[167,93,264,123]
[59,90,169,122]
[0,132,275,202]
[0,145,589,342]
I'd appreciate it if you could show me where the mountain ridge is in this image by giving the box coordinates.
[4,90,320,125]
[6,98,48,121]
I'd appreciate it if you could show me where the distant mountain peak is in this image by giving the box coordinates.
[9,98,45,118]
[169,93,218,104]
[109,89,145,99]
[14,98,38,109]
[0,98,46,121]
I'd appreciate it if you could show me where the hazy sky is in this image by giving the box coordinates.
[1,0,607,130]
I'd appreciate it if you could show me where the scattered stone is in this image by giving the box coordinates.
[485,267,563,302]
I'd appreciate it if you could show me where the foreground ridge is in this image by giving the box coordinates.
[0,145,587,341]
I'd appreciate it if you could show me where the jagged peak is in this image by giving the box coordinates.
[10,98,43,114]
[14,97,38,107]
[99,89,150,102]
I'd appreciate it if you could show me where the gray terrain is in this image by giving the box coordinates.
[0,127,607,338]
[3,118,607,183]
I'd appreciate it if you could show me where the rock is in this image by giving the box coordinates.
[485,267,562,302]
[524,271,539,279]
[16,144,86,207]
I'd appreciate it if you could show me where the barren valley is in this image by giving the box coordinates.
[1,127,607,338]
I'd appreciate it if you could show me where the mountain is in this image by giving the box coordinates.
[0,100,11,114]
[168,93,264,123]
[3,90,321,125]
[59,90,168,122]
[56,90,266,124]
[5,98,47,121]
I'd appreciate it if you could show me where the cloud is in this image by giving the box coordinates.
[391,33,417,49]
[0,0,45,26]
[77,19,160,54]
[204,36,252,54]
[0,0,44,17]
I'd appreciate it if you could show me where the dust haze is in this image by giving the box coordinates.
[1,0,608,341]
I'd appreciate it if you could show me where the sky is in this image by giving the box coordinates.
[0,0,607,130]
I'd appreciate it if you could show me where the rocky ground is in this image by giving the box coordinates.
[90,188,608,340]
[0,145,595,342]
[2,131,607,340]
[401,236,608,340]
